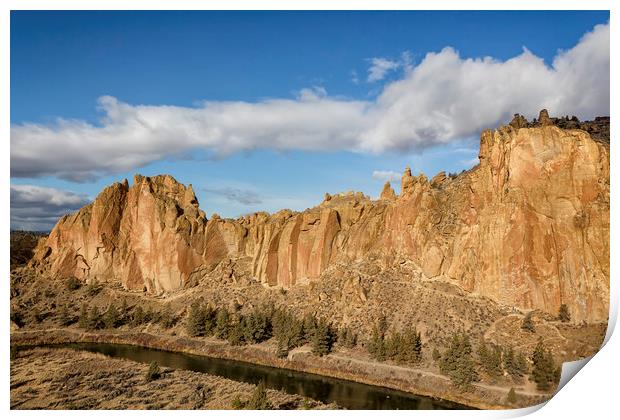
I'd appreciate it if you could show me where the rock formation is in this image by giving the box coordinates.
[31,111,610,322]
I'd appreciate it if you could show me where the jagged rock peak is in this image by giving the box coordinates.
[380,182,397,200]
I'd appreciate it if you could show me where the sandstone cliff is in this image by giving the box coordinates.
[31,111,610,322]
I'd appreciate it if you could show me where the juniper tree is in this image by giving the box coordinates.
[57,304,74,326]
[159,303,176,329]
[312,318,335,356]
[302,314,318,344]
[132,305,145,326]
[531,339,561,391]
[439,332,479,388]
[214,307,231,339]
[103,303,120,329]
[478,342,502,377]
[78,303,89,329]
[88,305,103,330]
[228,317,246,346]
[186,301,207,337]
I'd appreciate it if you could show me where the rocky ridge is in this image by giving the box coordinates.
[31,111,610,322]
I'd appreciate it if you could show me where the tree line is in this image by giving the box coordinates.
[436,331,561,392]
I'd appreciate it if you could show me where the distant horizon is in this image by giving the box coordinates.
[10,10,610,230]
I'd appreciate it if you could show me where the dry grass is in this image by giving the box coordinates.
[10,348,334,410]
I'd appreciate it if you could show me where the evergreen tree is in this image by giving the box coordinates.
[439,332,479,388]
[531,340,560,391]
[558,304,571,323]
[88,305,103,330]
[243,310,271,344]
[228,317,246,346]
[504,346,528,378]
[132,305,145,326]
[246,380,272,410]
[337,327,358,348]
[401,326,423,363]
[186,301,207,336]
[478,342,502,377]
[78,304,89,329]
[214,307,231,339]
[203,305,216,335]
[302,314,317,344]
[57,304,74,326]
[521,312,535,333]
[507,387,517,404]
[367,324,386,361]
[103,303,120,329]
[159,303,176,329]
[311,318,334,356]
[432,348,441,362]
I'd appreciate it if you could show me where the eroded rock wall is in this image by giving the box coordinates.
[32,116,609,322]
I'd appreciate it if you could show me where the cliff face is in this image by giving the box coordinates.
[31,113,610,322]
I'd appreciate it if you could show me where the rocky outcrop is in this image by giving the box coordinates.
[32,175,208,294]
[32,111,610,322]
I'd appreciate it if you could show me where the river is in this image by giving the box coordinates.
[45,342,470,410]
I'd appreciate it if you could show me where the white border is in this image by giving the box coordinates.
[2,2,616,419]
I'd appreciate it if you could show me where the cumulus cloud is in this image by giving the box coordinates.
[203,186,263,206]
[367,57,401,82]
[10,23,609,182]
[10,184,91,231]
[372,170,401,183]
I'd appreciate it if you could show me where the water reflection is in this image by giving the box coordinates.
[55,342,470,410]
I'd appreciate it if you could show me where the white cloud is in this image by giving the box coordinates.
[10,184,91,231]
[367,57,401,82]
[372,170,401,183]
[10,23,609,182]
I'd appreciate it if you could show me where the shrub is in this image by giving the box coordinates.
[145,361,161,381]
[507,387,517,404]
[246,380,272,410]
[231,395,245,409]
[521,312,535,333]
[65,276,81,291]
[132,305,145,326]
[558,304,571,323]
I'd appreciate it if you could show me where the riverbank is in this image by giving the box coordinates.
[10,347,334,409]
[11,328,552,409]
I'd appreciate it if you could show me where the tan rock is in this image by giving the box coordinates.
[32,115,610,322]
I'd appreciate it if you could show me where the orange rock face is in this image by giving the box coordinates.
[32,120,609,322]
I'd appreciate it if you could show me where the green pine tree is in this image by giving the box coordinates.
[214,307,231,339]
[439,332,479,388]
[103,303,120,329]
[311,318,334,356]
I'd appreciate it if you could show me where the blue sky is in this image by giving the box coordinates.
[10,11,610,230]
